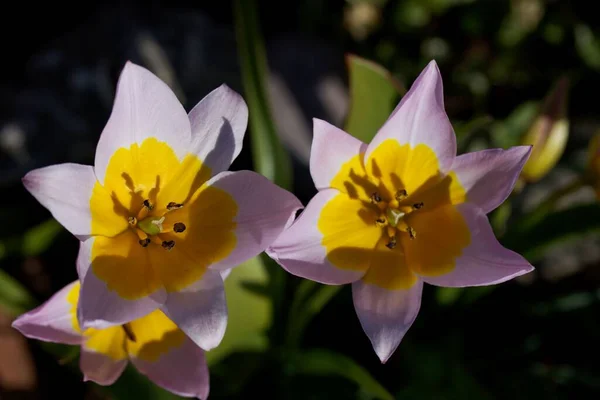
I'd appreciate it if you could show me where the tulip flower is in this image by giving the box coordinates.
[13,281,209,398]
[520,77,569,183]
[22,62,301,350]
[268,61,534,362]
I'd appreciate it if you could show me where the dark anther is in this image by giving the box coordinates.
[375,218,386,226]
[162,240,175,250]
[395,189,408,201]
[412,202,424,210]
[173,222,186,233]
[128,216,137,225]
[138,238,151,247]
[143,199,154,210]
[167,202,184,211]
[407,227,416,239]
[370,192,382,203]
[122,324,137,342]
[386,236,397,249]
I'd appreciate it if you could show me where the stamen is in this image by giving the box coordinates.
[128,216,137,225]
[122,323,137,342]
[162,240,175,250]
[143,199,154,210]
[412,202,424,210]
[138,238,151,247]
[370,192,382,204]
[167,202,184,211]
[375,217,386,227]
[386,236,397,249]
[395,189,408,201]
[407,227,416,239]
[173,222,186,233]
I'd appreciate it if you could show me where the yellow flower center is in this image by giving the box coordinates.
[67,282,185,362]
[318,139,470,290]
[88,138,238,300]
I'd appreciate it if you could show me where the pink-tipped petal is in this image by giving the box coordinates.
[366,60,456,174]
[132,337,210,399]
[94,61,192,184]
[422,203,534,287]
[78,267,166,330]
[188,84,248,175]
[267,189,367,285]
[12,281,82,345]
[80,348,127,386]
[452,146,532,213]
[310,118,367,190]
[22,163,96,240]
[160,270,227,351]
[206,170,303,271]
[352,279,423,363]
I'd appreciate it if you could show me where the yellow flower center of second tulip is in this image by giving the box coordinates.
[88,138,238,300]
[318,139,470,290]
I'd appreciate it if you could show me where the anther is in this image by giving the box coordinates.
[386,236,397,249]
[162,240,175,250]
[375,217,386,227]
[370,192,382,204]
[143,199,154,210]
[407,227,416,239]
[173,222,186,233]
[122,323,137,342]
[167,202,184,211]
[395,189,408,201]
[138,238,151,247]
[412,202,424,210]
[128,216,137,225]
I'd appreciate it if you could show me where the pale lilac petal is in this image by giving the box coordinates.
[352,279,423,363]
[366,60,456,174]
[160,270,226,351]
[78,267,166,330]
[80,348,127,385]
[132,337,209,399]
[452,146,532,213]
[22,163,96,240]
[12,281,82,345]
[76,237,93,279]
[422,203,534,287]
[94,61,192,184]
[188,84,248,175]
[207,170,303,271]
[267,189,367,285]
[310,118,367,190]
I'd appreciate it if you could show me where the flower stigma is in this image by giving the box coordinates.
[370,189,424,249]
[126,199,188,251]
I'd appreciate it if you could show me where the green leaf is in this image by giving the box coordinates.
[502,203,600,263]
[490,101,539,149]
[21,219,63,256]
[575,24,600,70]
[286,281,342,348]
[0,269,36,315]
[344,54,405,143]
[205,257,271,365]
[288,349,394,400]
[234,0,292,189]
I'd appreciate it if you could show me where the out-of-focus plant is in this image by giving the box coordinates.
[519,76,570,185]
[344,1,384,41]
[585,132,600,200]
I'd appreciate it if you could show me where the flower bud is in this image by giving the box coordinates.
[586,133,600,200]
[520,77,570,183]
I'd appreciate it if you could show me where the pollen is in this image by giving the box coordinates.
[128,199,187,249]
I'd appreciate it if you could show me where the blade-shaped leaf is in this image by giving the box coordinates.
[234,0,292,189]
[289,348,394,400]
[344,54,405,143]
[205,257,271,365]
